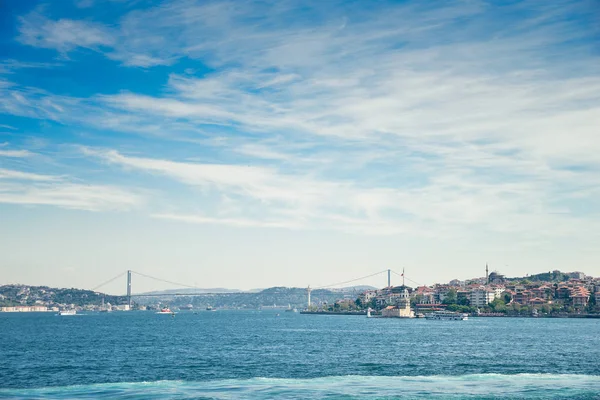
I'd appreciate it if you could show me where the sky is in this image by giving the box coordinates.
[0,0,599,294]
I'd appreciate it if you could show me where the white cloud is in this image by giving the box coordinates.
[152,213,303,230]
[79,147,598,237]
[18,11,114,54]
[0,149,34,158]
[0,168,141,211]
[6,0,600,240]
[0,168,57,181]
[0,182,140,211]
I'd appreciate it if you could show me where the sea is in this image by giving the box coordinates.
[1,311,599,399]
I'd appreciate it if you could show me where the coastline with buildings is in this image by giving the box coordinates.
[302,268,600,319]
[2,268,599,318]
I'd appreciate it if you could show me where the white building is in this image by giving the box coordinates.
[358,290,376,304]
[470,286,496,307]
[382,288,414,318]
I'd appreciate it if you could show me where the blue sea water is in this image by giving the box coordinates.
[0,311,599,399]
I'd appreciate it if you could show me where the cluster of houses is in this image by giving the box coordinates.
[354,270,599,313]
[0,285,130,312]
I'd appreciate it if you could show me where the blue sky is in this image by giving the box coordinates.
[1,0,599,293]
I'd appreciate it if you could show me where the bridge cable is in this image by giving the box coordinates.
[314,269,388,290]
[91,272,127,292]
[130,270,202,291]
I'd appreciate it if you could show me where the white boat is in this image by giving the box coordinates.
[58,310,76,316]
[156,307,175,315]
[425,311,468,320]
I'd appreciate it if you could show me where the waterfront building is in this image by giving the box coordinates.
[358,290,376,305]
[570,287,590,309]
[529,297,547,306]
[381,305,415,318]
[0,306,49,312]
[381,287,414,318]
[470,286,496,308]
[414,286,436,304]
[513,288,532,305]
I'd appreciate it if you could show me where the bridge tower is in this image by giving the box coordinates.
[387,269,391,287]
[127,270,132,309]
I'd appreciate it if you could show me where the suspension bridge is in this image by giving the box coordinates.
[92,269,423,308]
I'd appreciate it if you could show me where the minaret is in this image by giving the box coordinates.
[307,285,312,309]
[486,263,489,284]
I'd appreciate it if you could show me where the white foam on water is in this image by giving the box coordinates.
[1,374,599,399]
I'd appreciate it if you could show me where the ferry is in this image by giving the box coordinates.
[58,310,76,316]
[156,307,175,315]
[425,311,468,320]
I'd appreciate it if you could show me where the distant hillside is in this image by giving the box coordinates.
[0,285,128,307]
[506,270,581,283]
[133,286,358,309]
[139,287,242,295]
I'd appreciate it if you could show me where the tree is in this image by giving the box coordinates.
[541,304,551,314]
[489,298,506,312]
[355,298,363,309]
[443,289,457,305]
[457,296,470,306]
[368,298,378,310]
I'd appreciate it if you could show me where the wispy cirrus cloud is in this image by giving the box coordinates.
[79,146,598,237]
[0,167,142,211]
[0,149,35,158]
[17,11,114,55]
[4,0,600,240]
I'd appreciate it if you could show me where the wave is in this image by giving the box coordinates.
[1,374,599,399]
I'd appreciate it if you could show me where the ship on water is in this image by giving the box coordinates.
[425,311,468,320]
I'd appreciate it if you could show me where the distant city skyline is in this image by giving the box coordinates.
[1,0,599,293]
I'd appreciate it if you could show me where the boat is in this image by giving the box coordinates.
[156,307,175,315]
[285,305,298,313]
[206,306,216,311]
[367,308,372,318]
[425,311,468,320]
[58,310,76,316]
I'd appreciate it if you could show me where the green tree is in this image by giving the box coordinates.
[541,304,551,314]
[355,298,363,309]
[368,298,378,310]
[443,289,457,305]
[489,298,506,313]
[457,296,470,306]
